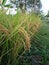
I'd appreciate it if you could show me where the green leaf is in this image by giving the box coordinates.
[2,0,7,6]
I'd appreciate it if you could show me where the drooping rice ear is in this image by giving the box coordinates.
[0,24,9,36]
[19,27,31,51]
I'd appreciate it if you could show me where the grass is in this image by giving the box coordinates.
[31,19,49,65]
[0,11,41,65]
[0,11,49,65]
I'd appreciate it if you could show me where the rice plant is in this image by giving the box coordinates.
[0,11,41,65]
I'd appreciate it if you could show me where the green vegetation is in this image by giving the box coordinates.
[0,11,49,65]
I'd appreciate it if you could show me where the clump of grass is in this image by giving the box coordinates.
[0,12,41,65]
